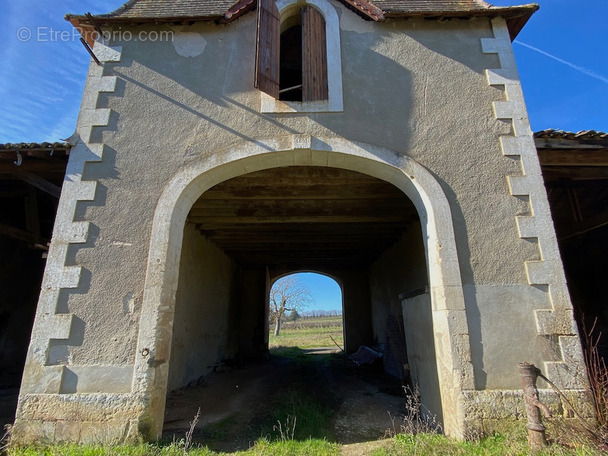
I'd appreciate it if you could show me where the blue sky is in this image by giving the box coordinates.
[0,1,606,143]
[1,1,606,310]
[287,273,343,313]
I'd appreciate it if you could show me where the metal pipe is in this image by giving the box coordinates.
[518,362,548,449]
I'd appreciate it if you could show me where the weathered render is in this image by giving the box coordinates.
[12,0,591,443]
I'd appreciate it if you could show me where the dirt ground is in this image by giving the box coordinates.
[163,348,407,453]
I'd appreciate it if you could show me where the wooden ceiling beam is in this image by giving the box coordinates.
[557,210,608,241]
[0,222,49,248]
[190,215,411,224]
[12,171,62,198]
[538,149,608,166]
[541,167,608,181]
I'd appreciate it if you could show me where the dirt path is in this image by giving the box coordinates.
[163,350,405,452]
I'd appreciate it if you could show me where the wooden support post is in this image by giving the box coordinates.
[518,362,548,450]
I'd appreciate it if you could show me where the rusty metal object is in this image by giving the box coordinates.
[518,362,549,449]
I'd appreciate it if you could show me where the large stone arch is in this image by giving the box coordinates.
[132,136,474,438]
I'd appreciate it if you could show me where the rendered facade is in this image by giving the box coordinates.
[12,0,592,443]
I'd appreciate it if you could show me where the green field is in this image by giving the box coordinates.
[269,317,344,349]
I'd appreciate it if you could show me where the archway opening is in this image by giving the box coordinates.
[161,165,439,449]
[268,272,343,354]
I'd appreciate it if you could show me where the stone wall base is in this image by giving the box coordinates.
[11,393,147,445]
[461,389,595,438]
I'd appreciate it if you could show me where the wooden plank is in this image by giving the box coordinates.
[0,160,68,175]
[0,222,49,247]
[0,188,29,198]
[12,171,62,198]
[557,210,608,241]
[535,137,608,150]
[189,215,411,224]
[541,167,608,181]
[198,190,406,200]
[538,149,608,166]
[255,0,280,98]
[208,169,383,183]
[204,232,402,241]
[190,199,414,217]
[302,6,328,101]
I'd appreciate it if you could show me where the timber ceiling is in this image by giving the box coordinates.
[189,167,419,270]
[0,143,70,249]
[536,131,608,241]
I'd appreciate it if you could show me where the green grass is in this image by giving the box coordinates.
[6,439,340,456]
[244,438,339,455]
[8,432,604,456]
[368,432,603,456]
[261,389,335,442]
[269,324,343,349]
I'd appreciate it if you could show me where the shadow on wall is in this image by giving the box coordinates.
[103,16,413,159]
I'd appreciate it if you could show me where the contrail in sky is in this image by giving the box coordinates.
[515,40,608,85]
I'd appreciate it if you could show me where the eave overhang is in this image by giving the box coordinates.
[66,1,537,41]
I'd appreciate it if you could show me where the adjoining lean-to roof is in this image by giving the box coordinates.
[66,0,538,41]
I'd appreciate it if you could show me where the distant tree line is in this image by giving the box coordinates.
[284,309,342,321]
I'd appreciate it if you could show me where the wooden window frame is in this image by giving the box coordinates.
[258,0,344,113]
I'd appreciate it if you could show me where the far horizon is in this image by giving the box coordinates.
[275,272,343,313]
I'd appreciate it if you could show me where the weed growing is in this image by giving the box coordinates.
[7,439,340,456]
[261,389,334,442]
[247,437,339,456]
[385,385,441,438]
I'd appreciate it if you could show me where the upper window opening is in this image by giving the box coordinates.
[279,21,302,101]
[255,0,343,113]
[279,7,328,102]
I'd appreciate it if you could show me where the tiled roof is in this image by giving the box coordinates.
[66,0,238,21]
[375,0,492,13]
[0,143,70,170]
[90,0,232,20]
[534,129,608,141]
[66,0,538,38]
[71,0,504,19]
[0,142,70,152]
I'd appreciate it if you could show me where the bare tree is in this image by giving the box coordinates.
[270,275,314,336]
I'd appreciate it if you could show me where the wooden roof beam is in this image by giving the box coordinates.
[12,171,62,198]
[0,222,49,249]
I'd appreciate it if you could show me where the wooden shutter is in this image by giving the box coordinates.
[302,6,328,101]
[255,0,280,98]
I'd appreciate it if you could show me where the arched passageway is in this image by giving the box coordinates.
[135,142,472,441]
[161,165,443,446]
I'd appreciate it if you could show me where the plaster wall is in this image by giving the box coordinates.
[13,2,586,443]
[87,9,533,295]
[402,293,442,425]
[52,12,529,370]
[340,270,372,352]
[465,284,554,390]
[167,223,239,391]
[368,223,428,380]
[369,223,428,345]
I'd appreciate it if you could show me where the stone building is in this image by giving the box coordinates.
[11,0,593,444]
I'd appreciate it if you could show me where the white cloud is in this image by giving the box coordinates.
[515,40,608,85]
